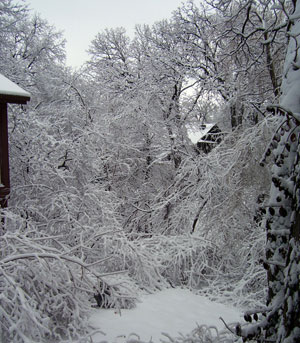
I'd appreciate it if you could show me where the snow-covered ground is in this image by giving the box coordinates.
[89,288,242,342]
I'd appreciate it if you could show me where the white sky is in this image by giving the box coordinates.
[27,0,187,68]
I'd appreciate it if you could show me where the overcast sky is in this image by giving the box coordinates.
[27,0,186,68]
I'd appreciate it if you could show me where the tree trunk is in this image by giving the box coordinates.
[230,102,243,130]
[240,1,300,341]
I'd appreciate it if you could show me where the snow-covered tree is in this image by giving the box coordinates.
[3,0,300,341]
[237,0,300,341]
[173,0,286,129]
[0,3,139,342]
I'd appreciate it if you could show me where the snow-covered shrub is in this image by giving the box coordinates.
[197,226,266,308]
[160,325,238,343]
[0,210,137,343]
[125,325,242,343]
[97,232,168,291]
[126,117,276,307]
[138,234,218,289]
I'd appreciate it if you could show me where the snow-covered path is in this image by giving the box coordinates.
[89,288,242,342]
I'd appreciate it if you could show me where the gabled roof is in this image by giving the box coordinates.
[187,123,216,144]
[0,74,30,104]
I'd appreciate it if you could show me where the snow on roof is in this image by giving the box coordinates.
[0,73,30,99]
[187,123,216,144]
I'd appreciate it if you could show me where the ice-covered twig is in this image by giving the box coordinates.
[219,317,235,335]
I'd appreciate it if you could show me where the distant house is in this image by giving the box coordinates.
[188,123,223,154]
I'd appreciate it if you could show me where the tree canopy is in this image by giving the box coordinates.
[0,0,299,342]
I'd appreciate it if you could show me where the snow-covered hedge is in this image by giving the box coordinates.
[0,210,137,342]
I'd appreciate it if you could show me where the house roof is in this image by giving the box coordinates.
[0,74,30,104]
[187,123,216,144]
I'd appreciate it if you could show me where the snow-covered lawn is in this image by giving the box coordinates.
[89,288,242,342]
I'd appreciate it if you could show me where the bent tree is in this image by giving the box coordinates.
[240,0,300,341]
